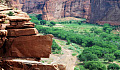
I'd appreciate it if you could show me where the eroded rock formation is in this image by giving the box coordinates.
[0,3,66,70]
[9,0,120,25]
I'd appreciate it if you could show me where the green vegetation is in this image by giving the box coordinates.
[52,39,61,54]
[36,14,42,20]
[7,11,14,16]
[84,61,106,70]
[48,21,56,27]
[30,14,120,70]
[40,20,47,25]
[107,63,120,70]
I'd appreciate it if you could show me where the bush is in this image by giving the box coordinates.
[78,21,82,25]
[52,40,61,54]
[104,54,115,62]
[36,14,42,20]
[114,50,120,59]
[7,11,14,16]
[107,63,120,70]
[74,66,80,70]
[78,53,98,61]
[49,21,56,27]
[66,39,71,45]
[72,53,77,56]
[84,61,106,70]
[40,20,47,25]
[103,23,113,33]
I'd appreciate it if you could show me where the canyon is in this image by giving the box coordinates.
[9,0,120,25]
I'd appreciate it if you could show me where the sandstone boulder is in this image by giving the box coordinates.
[3,34,53,58]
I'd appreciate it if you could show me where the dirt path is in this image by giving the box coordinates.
[41,38,78,70]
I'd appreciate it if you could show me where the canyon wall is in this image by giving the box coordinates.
[9,0,120,24]
[9,0,90,20]
[90,0,120,24]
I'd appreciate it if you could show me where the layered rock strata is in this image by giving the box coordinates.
[0,3,66,70]
[9,0,120,25]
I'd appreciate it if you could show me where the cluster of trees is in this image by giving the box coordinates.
[74,61,120,70]
[58,21,82,25]
[29,14,47,25]
[36,24,120,69]
[29,14,57,27]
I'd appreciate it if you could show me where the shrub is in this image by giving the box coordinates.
[84,61,106,70]
[114,50,120,59]
[104,54,115,62]
[40,20,47,25]
[49,21,56,27]
[78,21,82,25]
[52,40,61,54]
[107,63,120,70]
[7,11,14,16]
[78,53,98,61]
[36,14,42,20]
[72,53,77,56]
[74,66,80,70]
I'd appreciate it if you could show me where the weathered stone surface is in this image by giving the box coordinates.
[7,28,38,37]
[0,3,66,70]
[9,0,120,25]
[0,24,10,30]
[0,30,7,36]
[90,0,120,24]
[6,23,34,29]
[2,34,53,58]
[8,16,31,22]
[0,30,7,48]
[0,59,66,70]
[0,14,6,18]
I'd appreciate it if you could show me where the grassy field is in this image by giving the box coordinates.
[53,23,103,34]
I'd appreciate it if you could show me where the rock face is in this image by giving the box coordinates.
[9,0,91,20]
[0,3,66,70]
[9,0,120,25]
[90,0,120,25]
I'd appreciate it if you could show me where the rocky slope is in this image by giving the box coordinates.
[9,0,120,25]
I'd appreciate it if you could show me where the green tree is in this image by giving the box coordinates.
[104,54,115,62]
[103,23,113,34]
[66,39,71,45]
[107,63,120,70]
[40,20,46,25]
[78,53,98,61]
[49,21,56,27]
[84,61,106,70]
[114,50,120,59]
[78,21,82,25]
[36,14,42,20]
[50,21,56,25]
[69,21,72,24]
[90,27,97,33]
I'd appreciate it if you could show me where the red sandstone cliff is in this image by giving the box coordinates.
[9,0,120,25]
[9,0,91,20]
